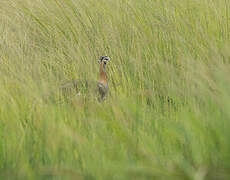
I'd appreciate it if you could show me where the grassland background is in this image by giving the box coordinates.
[0,0,230,179]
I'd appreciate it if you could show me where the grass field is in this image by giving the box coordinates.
[1,0,230,179]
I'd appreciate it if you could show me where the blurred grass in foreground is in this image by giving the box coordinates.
[0,0,230,179]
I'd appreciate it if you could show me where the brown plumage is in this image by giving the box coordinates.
[60,56,110,101]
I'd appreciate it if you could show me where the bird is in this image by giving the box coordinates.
[60,56,111,102]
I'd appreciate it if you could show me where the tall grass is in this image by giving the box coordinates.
[0,0,230,179]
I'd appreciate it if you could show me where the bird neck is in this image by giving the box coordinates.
[98,63,107,85]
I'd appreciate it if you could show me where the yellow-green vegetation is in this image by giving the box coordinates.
[1,0,230,179]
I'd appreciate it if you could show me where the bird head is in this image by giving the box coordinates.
[98,56,110,65]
